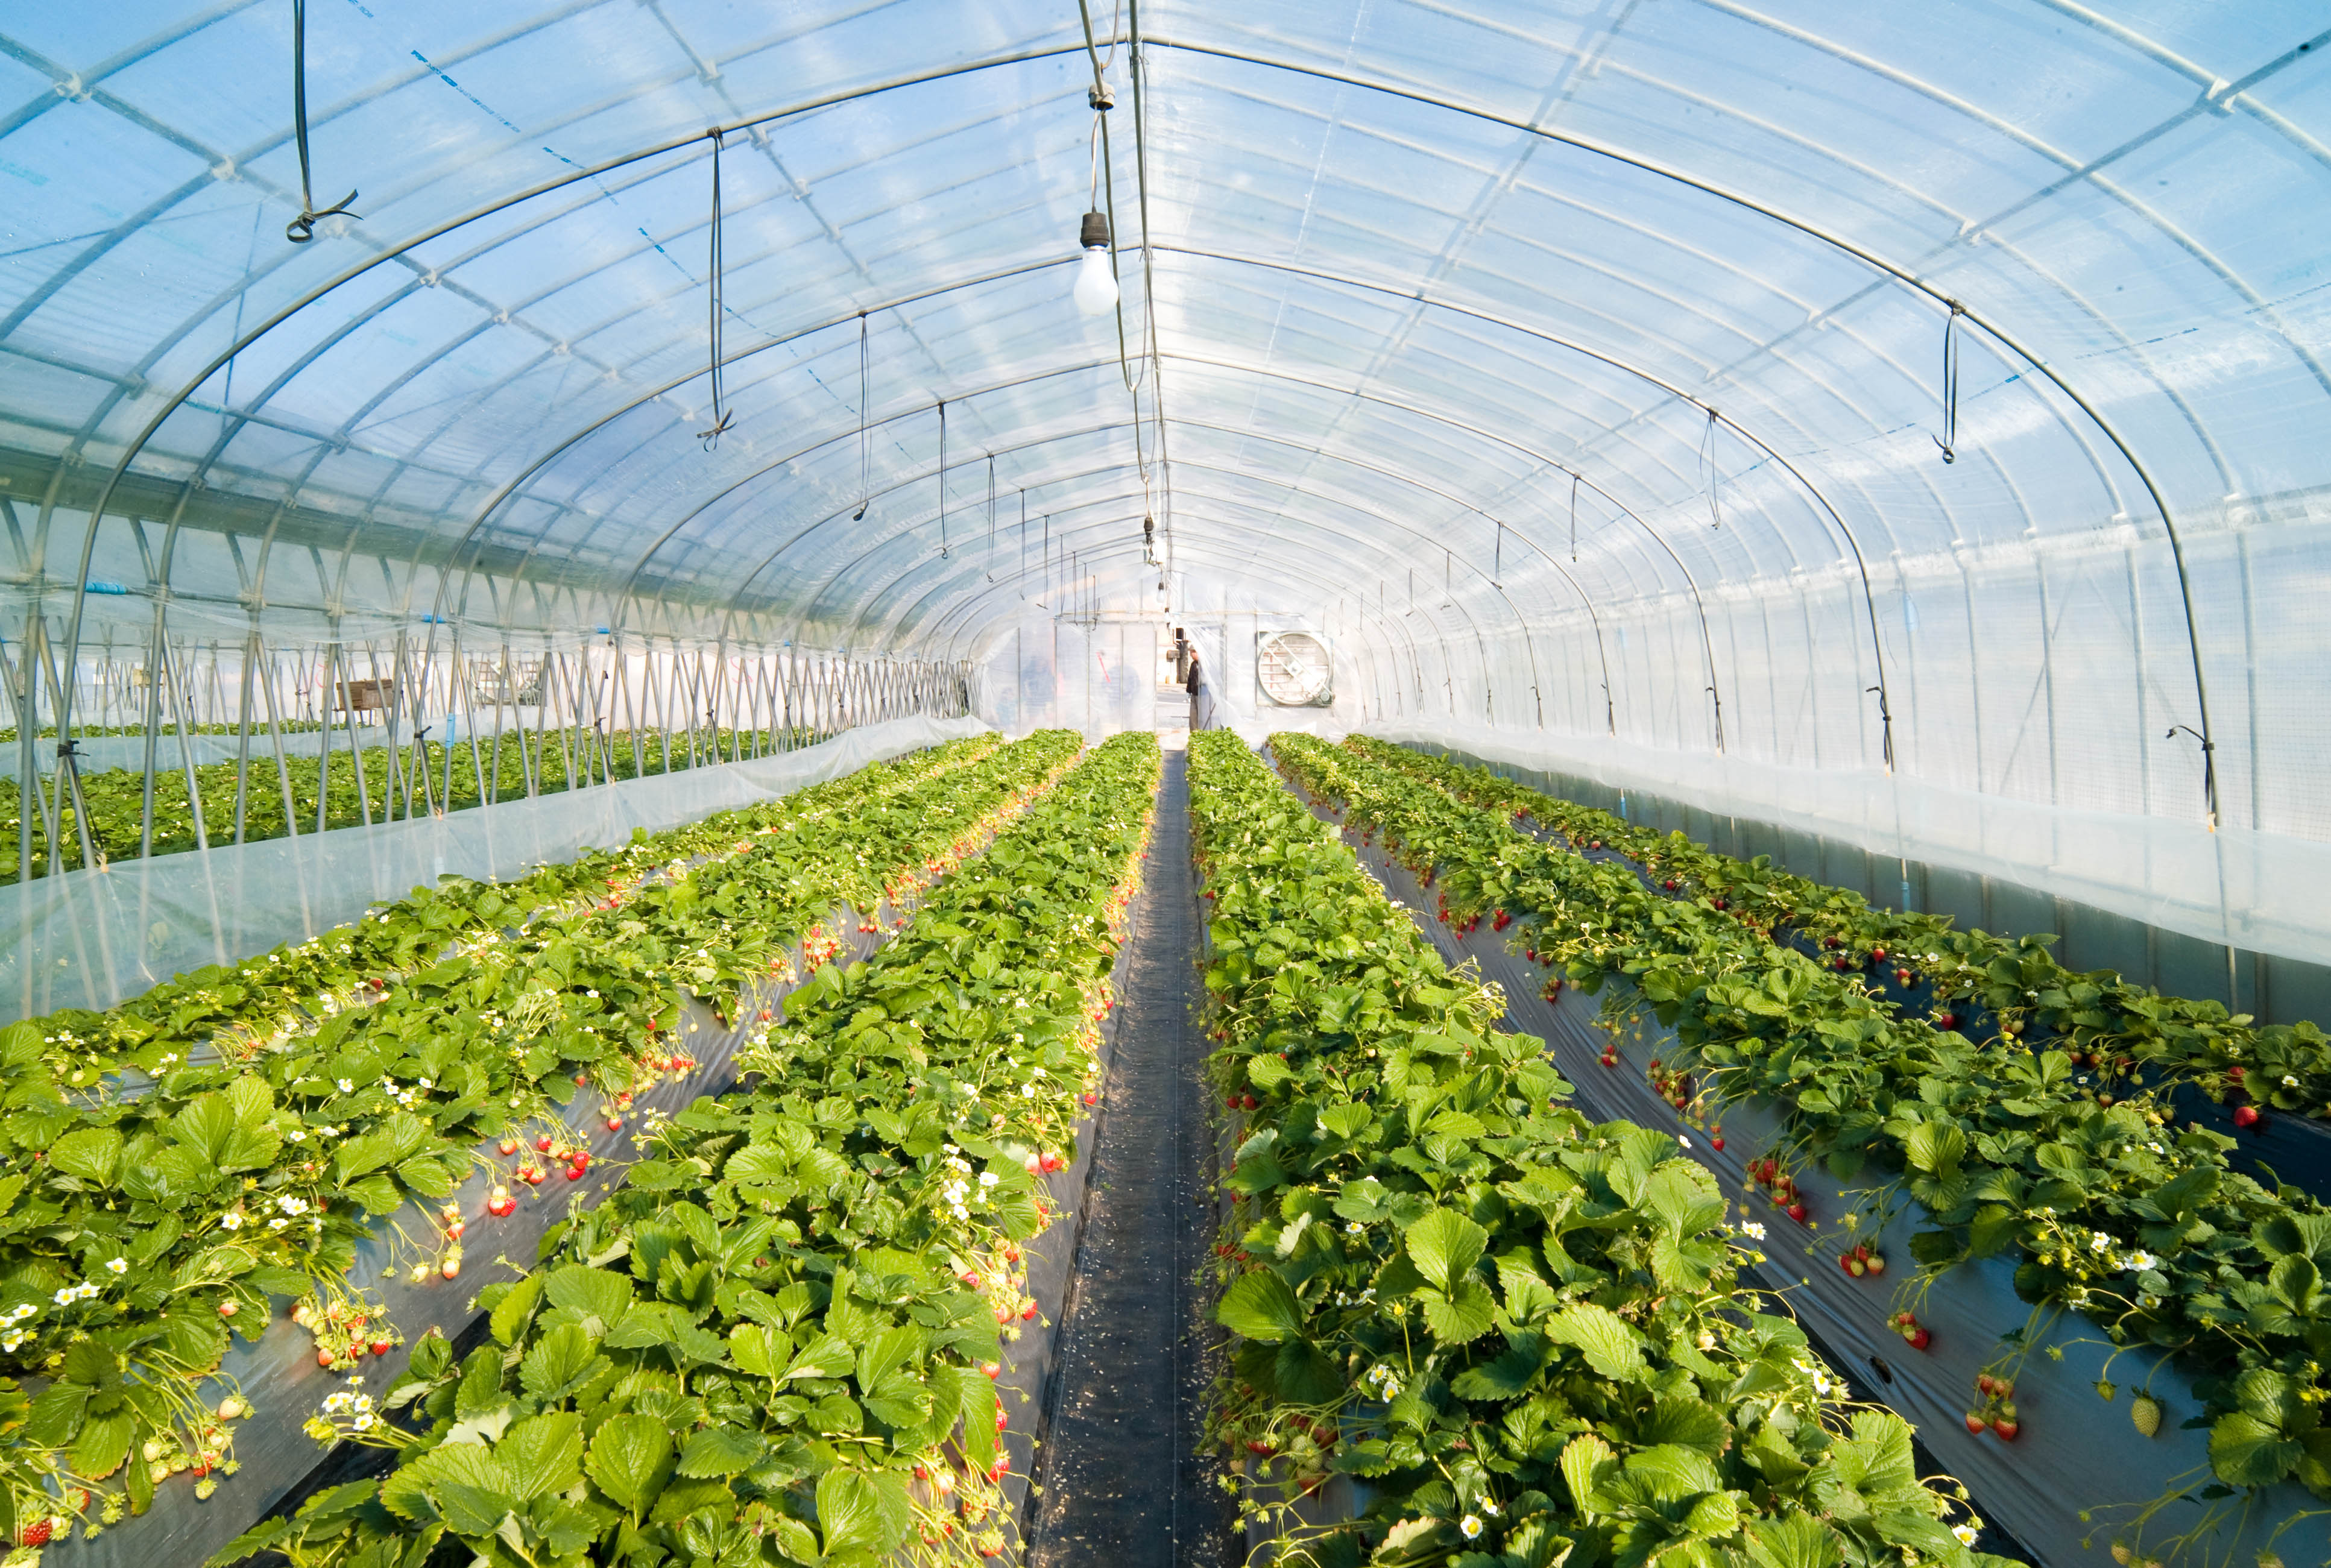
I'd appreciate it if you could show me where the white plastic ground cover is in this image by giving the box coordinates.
[1364,719,2331,977]
[0,713,989,1024]
[1330,807,2329,1568]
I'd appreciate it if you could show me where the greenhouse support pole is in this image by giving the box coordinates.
[232,626,259,846]
[31,625,98,873]
[343,644,376,827]
[312,633,340,836]
[488,643,511,803]
[254,635,300,842]
[549,651,579,790]
[710,634,733,763]
[521,649,547,795]
[618,636,647,779]
[135,595,168,860]
[449,633,475,812]
[161,635,210,855]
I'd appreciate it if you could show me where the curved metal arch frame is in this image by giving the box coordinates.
[34,29,2237,815]
[831,454,1507,670]
[1148,244,1904,757]
[1153,349,1740,749]
[893,486,1453,722]
[1143,35,2219,815]
[426,225,1831,628]
[48,41,1102,732]
[755,457,1477,694]
[941,531,1429,726]
[604,370,1653,730]
[510,335,1716,651]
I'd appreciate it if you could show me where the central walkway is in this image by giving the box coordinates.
[1026,745,1240,1567]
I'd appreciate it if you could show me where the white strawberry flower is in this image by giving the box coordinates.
[105,1258,127,1275]
[1460,1516,1483,1540]
[336,1078,354,1094]
[1954,1525,1979,1546]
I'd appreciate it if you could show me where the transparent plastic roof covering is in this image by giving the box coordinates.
[3,2,2328,840]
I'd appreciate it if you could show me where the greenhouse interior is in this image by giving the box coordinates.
[0,2,2326,1566]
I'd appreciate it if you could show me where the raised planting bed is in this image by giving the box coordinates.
[1351,737,2331,1132]
[1275,732,2331,1566]
[210,732,1164,1568]
[0,732,1079,1555]
[1185,729,1998,1568]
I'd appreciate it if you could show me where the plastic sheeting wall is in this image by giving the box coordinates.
[1,712,988,1024]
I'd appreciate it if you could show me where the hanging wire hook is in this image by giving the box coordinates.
[1699,408,1723,529]
[936,400,948,558]
[852,312,871,518]
[1934,300,1964,464]
[285,0,359,242]
[696,129,734,450]
[1568,471,1580,561]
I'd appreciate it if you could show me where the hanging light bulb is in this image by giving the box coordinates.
[1073,210,1118,315]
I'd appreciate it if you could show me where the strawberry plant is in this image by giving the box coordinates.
[1347,737,2331,1122]
[3,724,901,880]
[0,731,1080,1539]
[1275,733,2331,1505]
[1189,731,1999,1568]
[212,732,1162,1568]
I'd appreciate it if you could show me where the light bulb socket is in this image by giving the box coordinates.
[1079,210,1111,251]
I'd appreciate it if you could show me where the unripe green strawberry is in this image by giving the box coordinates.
[2131,1394,2162,1438]
[2110,1546,2131,1566]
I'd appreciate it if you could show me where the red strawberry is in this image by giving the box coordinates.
[1787,1202,1808,1223]
[535,1135,554,1152]
[21,1520,52,1548]
[2233,1104,2260,1129]
[1908,1327,1931,1350]
[1964,1412,1987,1435]
[498,1138,519,1156]
[371,1338,393,1355]
[1992,1411,2020,1441]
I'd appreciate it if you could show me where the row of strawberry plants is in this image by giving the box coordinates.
[4,726,868,880]
[1275,732,2331,1505]
[20,731,1002,1082]
[1187,730,1997,1568]
[1347,736,2327,1121]
[216,730,1163,1568]
[0,731,1077,1544]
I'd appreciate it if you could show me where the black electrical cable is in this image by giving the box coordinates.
[285,0,359,242]
[696,129,734,450]
[1569,470,1580,561]
[1935,301,1964,464]
[936,399,948,557]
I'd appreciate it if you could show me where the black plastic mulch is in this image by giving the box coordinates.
[1026,748,1242,1568]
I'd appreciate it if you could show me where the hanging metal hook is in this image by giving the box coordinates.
[1699,407,1723,529]
[285,0,359,242]
[696,128,734,450]
[1934,300,1964,464]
